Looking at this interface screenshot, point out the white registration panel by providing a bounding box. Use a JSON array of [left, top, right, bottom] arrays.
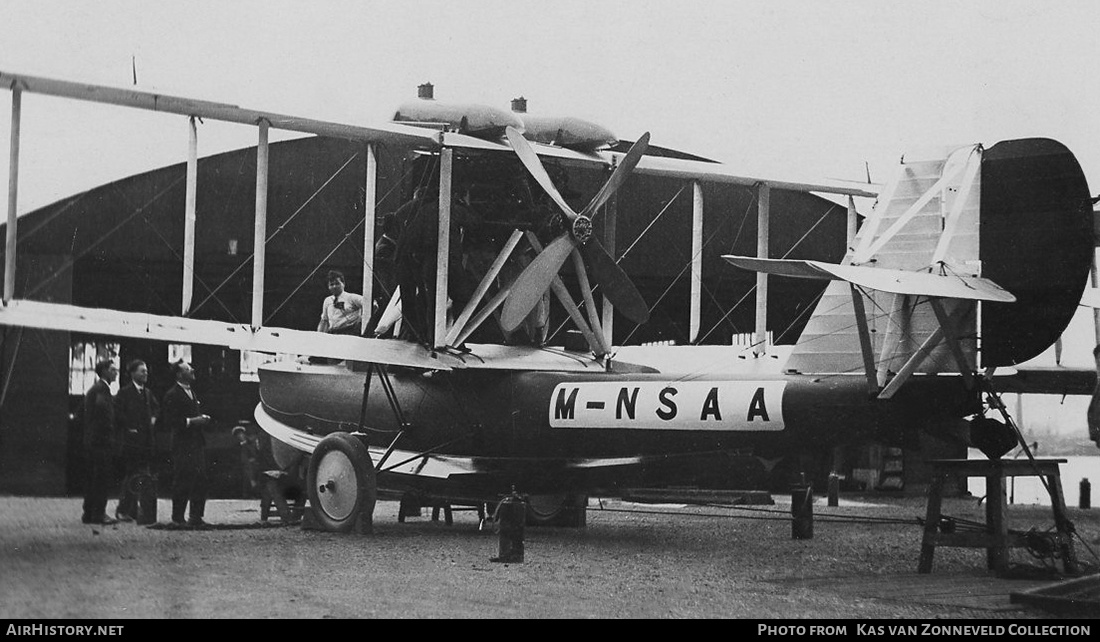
[[549, 381, 786, 431]]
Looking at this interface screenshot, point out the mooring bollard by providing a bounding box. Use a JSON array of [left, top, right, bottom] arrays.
[[827, 472, 840, 507], [1081, 478, 1092, 510], [491, 490, 526, 563], [791, 475, 813, 540], [134, 472, 158, 525]]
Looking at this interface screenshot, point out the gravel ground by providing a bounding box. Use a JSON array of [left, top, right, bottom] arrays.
[[1, 493, 1097, 619]]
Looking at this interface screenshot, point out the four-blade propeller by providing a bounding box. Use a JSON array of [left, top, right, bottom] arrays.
[[501, 126, 651, 333]]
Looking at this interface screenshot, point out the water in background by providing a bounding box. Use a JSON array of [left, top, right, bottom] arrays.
[[966, 452, 1099, 507]]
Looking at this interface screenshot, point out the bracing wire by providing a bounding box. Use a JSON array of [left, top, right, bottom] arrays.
[[108, 183, 240, 322], [26, 174, 186, 299], [695, 202, 840, 345], [620, 188, 757, 346], [189, 151, 361, 318], [262, 159, 421, 325]]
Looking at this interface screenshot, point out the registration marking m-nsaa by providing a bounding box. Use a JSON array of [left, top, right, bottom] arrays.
[[549, 381, 785, 430]]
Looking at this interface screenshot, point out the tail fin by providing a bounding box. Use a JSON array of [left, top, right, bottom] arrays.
[[777, 139, 1092, 379], [785, 144, 983, 378]]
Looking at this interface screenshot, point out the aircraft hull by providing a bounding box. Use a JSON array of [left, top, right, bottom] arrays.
[[256, 361, 975, 493]]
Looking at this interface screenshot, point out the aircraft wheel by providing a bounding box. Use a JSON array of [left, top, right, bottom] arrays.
[[307, 432, 376, 533], [525, 493, 587, 528]]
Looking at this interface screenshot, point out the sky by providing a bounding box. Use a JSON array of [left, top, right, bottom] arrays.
[[2, 0, 1099, 213], [2, 1, 1099, 438]]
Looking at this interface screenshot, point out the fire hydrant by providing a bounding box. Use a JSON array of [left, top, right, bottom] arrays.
[[491, 489, 526, 563]]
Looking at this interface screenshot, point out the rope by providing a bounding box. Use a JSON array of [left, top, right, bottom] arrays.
[[590, 501, 925, 526], [987, 378, 1100, 566]]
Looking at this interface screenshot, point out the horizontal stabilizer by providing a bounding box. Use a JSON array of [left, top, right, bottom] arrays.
[[994, 366, 1096, 396], [722, 256, 1016, 303], [1080, 288, 1100, 309]]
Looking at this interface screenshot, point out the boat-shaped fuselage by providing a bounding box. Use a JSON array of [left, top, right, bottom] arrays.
[[256, 357, 974, 466]]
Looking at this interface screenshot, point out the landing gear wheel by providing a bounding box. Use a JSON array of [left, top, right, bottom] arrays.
[[525, 493, 587, 528], [307, 432, 376, 533]]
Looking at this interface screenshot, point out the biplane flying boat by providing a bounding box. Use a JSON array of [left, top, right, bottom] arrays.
[[0, 70, 1092, 531]]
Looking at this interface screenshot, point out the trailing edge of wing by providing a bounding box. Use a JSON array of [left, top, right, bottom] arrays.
[[449, 344, 609, 371], [722, 256, 1016, 303], [0, 300, 620, 372], [441, 133, 878, 198], [0, 300, 456, 370], [630, 155, 879, 198]]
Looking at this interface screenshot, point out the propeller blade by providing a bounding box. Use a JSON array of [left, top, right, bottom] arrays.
[[505, 126, 578, 221], [501, 233, 577, 332], [570, 248, 610, 355], [581, 239, 650, 325], [580, 132, 650, 220]]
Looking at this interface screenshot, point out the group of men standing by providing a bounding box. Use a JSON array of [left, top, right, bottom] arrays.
[[81, 358, 212, 528]]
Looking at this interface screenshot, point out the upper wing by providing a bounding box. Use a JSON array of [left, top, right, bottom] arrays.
[[3, 68, 879, 200], [0, 69, 495, 151]]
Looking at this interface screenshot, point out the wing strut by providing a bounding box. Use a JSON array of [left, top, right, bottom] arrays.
[[4, 82, 21, 301], [183, 116, 198, 314], [252, 119, 270, 327], [878, 299, 976, 399], [571, 248, 611, 355], [690, 181, 703, 343], [847, 284, 981, 399], [849, 284, 879, 396], [445, 229, 524, 346], [525, 231, 605, 358], [601, 192, 619, 348], [434, 148, 453, 347], [362, 144, 378, 334], [754, 183, 770, 356], [876, 293, 909, 387], [930, 298, 976, 390], [359, 363, 409, 473]]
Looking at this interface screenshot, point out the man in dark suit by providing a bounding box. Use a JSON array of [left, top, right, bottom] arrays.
[[164, 360, 212, 527], [82, 359, 119, 525], [114, 359, 160, 522]]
